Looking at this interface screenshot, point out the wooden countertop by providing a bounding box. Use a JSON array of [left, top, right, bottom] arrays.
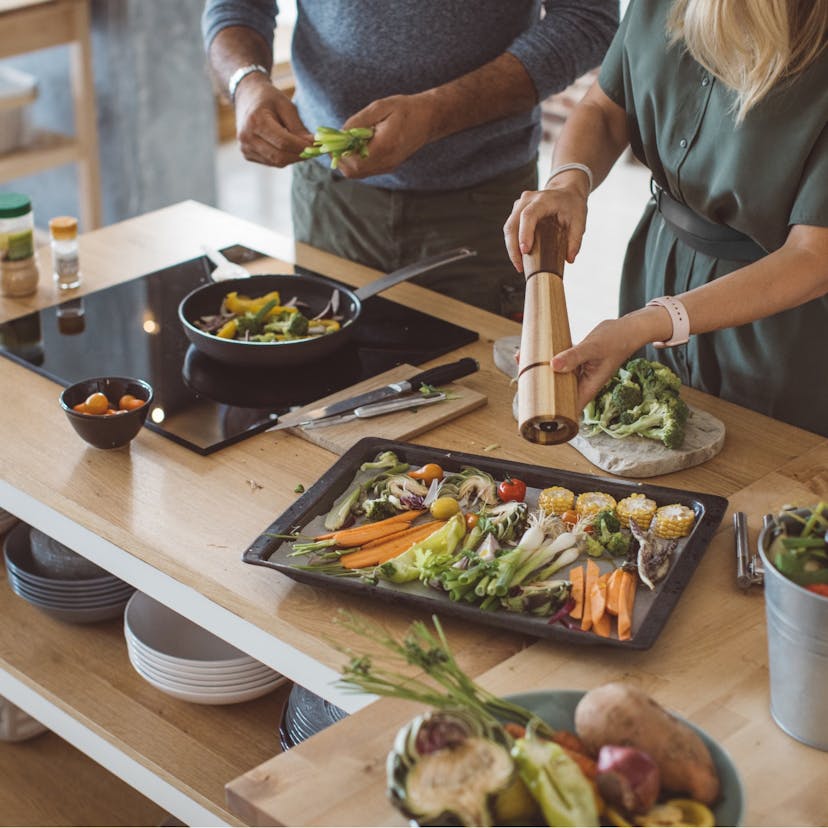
[[2, 200, 827, 826]]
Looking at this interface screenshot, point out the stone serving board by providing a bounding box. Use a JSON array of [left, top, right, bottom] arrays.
[[495, 335, 726, 478]]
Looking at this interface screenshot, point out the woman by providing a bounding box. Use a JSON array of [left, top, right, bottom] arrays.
[[504, 0, 828, 436]]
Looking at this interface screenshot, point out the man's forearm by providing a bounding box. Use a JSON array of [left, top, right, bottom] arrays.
[[419, 52, 538, 143], [208, 26, 273, 96]]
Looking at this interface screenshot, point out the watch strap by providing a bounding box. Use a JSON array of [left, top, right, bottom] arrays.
[[228, 63, 270, 102], [646, 295, 690, 348]]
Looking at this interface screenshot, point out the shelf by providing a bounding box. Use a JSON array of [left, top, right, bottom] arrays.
[[0, 729, 167, 826], [0, 575, 292, 826], [0, 130, 81, 180]]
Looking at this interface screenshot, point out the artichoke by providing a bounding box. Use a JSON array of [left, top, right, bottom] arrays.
[[386, 709, 535, 827]]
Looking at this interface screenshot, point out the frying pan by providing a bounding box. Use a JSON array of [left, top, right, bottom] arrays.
[[178, 247, 476, 367]]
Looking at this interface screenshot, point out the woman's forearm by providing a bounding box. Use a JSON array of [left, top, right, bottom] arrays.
[[622, 224, 828, 350], [547, 82, 630, 196]]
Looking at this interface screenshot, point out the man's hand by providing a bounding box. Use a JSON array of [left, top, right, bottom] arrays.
[[234, 75, 314, 168], [336, 93, 435, 178]]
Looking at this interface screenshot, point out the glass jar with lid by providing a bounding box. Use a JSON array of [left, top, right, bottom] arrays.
[[49, 215, 81, 290], [0, 192, 39, 297]]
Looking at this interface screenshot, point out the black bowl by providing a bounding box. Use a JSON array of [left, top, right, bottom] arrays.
[[59, 376, 153, 449]]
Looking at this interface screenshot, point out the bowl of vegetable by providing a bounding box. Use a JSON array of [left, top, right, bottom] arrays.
[[59, 376, 153, 449], [337, 614, 744, 827], [757, 503, 828, 750]]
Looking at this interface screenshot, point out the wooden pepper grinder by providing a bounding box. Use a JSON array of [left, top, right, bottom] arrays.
[[517, 217, 580, 444]]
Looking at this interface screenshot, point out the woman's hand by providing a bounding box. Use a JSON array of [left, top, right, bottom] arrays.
[[503, 177, 590, 270], [552, 317, 648, 410]]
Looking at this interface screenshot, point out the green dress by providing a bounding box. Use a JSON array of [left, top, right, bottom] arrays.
[[598, 0, 828, 436]]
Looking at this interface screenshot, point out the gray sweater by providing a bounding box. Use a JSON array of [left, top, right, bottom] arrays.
[[203, 1, 618, 190]]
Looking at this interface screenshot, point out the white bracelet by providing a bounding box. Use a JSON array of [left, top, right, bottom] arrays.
[[544, 162, 593, 193], [228, 63, 270, 102], [647, 295, 690, 348]]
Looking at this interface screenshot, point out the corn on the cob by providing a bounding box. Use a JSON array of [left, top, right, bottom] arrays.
[[575, 491, 617, 518], [538, 486, 575, 515], [617, 493, 658, 529], [652, 503, 696, 538]]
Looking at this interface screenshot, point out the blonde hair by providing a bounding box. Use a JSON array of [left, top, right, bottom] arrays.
[[668, 0, 827, 121]]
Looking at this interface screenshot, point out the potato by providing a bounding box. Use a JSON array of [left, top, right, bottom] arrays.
[[574, 682, 720, 805]]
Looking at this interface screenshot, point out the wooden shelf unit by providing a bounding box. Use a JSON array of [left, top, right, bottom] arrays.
[[0, 0, 102, 230], [0, 573, 291, 826]]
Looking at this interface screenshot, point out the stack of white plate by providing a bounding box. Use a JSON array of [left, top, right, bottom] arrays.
[[3, 524, 134, 624], [124, 591, 286, 705]]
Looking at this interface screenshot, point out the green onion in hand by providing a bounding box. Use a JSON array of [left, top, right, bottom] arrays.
[[300, 126, 374, 169]]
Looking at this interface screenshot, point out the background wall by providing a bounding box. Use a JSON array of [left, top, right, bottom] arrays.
[[1, 0, 217, 230]]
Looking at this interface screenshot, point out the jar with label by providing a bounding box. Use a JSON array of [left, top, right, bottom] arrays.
[[0, 192, 39, 297], [49, 215, 81, 290]]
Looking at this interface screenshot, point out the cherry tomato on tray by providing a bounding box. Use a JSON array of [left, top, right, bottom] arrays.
[[497, 476, 526, 502]]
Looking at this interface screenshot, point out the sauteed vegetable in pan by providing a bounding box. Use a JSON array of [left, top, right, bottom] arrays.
[[194, 288, 342, 343]]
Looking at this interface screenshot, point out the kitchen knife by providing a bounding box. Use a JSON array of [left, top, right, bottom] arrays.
[[301, 392, 447, 429], [268, 356, 479, 431]]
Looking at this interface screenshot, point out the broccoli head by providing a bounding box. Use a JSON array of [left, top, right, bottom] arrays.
[[604, 532, 632, 557], [264, 310, 309, 337]]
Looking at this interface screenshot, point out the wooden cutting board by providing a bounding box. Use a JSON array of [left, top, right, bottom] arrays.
[[283, 364, 487, 455], [495, 335, 725, 477]]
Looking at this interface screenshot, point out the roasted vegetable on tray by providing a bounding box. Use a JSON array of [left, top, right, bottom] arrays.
[[281, 450, 699, 642], [334, 613, 724, 827]]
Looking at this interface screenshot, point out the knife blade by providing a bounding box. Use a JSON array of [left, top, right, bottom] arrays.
[[301, 392, 447, 429], [268, 356, 478, 432]]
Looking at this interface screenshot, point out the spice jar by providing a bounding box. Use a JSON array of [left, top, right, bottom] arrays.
[[0, 192, 39, 297], [49, 215, 81, 290]]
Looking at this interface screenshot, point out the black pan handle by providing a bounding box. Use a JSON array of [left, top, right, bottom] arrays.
[[406, 357, 479, 389], [354, 247, 477, 301]]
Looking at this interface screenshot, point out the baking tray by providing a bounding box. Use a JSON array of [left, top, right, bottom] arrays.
[[244, 438, 728, 649]]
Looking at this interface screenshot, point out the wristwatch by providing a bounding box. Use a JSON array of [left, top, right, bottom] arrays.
[[228, 63, 270, 102], [646, 296, 690, 348]]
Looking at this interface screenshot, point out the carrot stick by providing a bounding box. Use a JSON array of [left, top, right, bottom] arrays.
[[339, 521, 446, 569], [617, 570, 637, 641], [590, 573, 609, 629], [569, 565, 584, 619], [606, 568, 623, 616], [314, 510, 425, 545], [357, 520, 444, 551], [580, 560, 600, 631]]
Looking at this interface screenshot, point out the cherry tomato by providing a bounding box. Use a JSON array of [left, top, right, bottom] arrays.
[[72, 402, 89, 414], [806, 583, 828, 597], [430, 496, 461, 520], [119, 394, 145, 411], [409, 462, 444, 485], [561, 509, 579, 527], [497, 476, 526, 502], [465, 513, 479, 531], [84, 392, 110, 415]]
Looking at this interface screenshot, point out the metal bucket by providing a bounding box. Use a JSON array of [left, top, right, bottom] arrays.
[[758, 524, 828, 750]]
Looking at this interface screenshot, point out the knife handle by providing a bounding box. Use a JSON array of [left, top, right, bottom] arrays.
[[407, 357, 479, 389]]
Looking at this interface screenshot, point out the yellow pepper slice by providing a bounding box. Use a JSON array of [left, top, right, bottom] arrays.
[[314, 318, 340, 332], [222, 290, 283, 315], [634, 799, 715, 827], [216, 318, 238, 339]]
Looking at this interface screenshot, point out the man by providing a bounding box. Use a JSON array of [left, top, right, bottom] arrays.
[[203, 1, 618, 316]]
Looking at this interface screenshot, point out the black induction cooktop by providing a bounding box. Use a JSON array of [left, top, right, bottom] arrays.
[[0, 247, 478, 454]]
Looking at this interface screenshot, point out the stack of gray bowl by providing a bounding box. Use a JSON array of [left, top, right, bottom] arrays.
[[279, 683, 348, 750], [3, 524, 134, 623]]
